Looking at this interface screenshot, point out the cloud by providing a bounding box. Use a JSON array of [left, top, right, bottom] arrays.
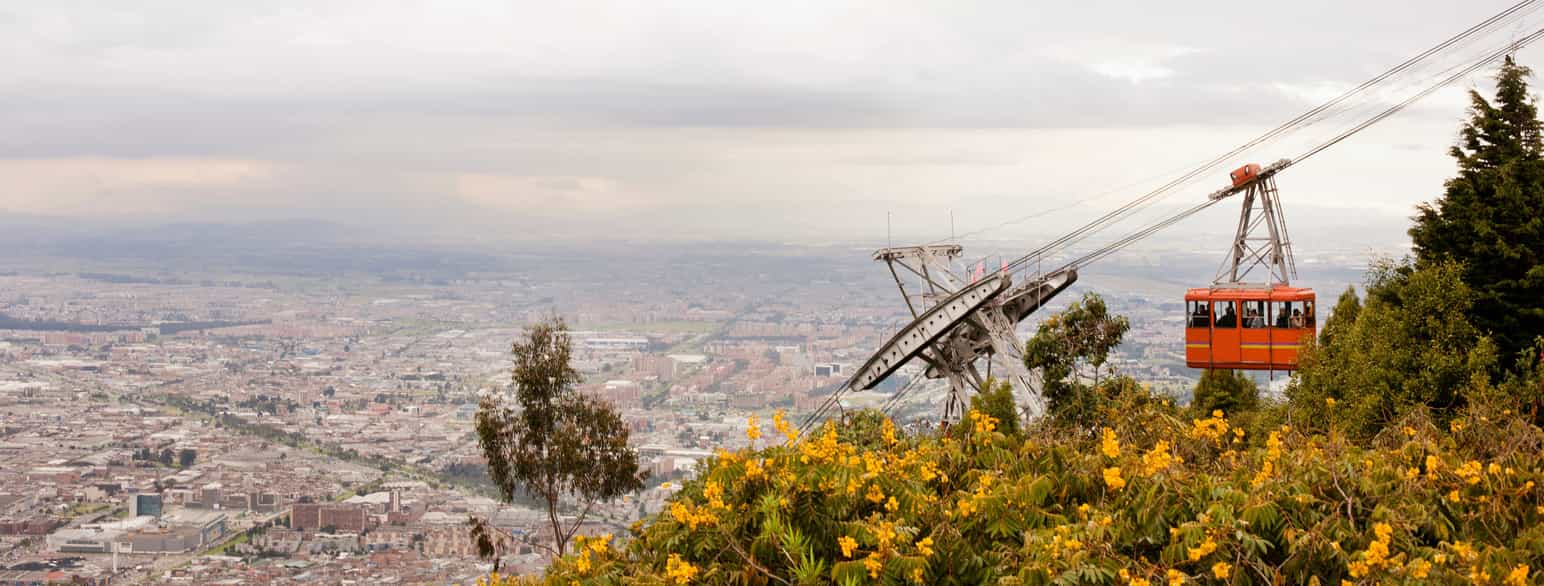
[[0, 0, 1531, 243]]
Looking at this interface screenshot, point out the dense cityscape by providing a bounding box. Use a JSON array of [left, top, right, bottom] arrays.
[[0, 231, 1378, 584]]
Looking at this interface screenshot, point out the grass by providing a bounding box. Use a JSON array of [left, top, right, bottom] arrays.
[[204, 532, 250, 556]]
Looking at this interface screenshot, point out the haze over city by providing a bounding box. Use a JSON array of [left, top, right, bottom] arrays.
[[3, 1, 1542, 584]]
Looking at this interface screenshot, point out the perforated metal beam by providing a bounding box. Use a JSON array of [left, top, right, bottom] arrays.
[[851, 274, 1010, 391]]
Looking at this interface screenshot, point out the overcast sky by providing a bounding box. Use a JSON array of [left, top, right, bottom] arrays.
[[3, 1, 1542, 248]]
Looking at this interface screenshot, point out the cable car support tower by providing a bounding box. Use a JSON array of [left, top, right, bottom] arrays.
[[859, 246, 1076, 422], [1211, 161, 1297, 288]]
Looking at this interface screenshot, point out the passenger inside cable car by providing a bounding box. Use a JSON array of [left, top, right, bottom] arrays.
[[1190, 302, 1211, 327]]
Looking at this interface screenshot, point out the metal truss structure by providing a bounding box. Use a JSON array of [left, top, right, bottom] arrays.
[[850, 245, 1077, 422], [1209, 159, 1297, 287]]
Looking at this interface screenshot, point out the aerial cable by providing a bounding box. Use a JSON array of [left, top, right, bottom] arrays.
[[997, 0, 1540, 274], [1065, 25, 1544, 272], [1297, 28, 1544, 164]]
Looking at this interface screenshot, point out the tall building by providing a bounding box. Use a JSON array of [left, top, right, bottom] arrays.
[[290, 503, 368, 533], [129, 493, 163, 519]]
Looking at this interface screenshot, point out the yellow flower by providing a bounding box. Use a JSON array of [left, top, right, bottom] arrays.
[[746, 414, 761, 441], [1402, 426, 1416, 437], [886, 496, 900, 512], [838, 535, 858, 558], [1187, 536, 1217, 561], [772, 410, 799, 444], [1252, 458, 1276, 488], [969, 410, 999, 439], [1141, 441, 1174, 476], [916, 536, 934, 557], [1450, 540, 1476, 562], [1348, 560, 1369, 578], [1325, 397, 1337, 407], [1404, 467, 1420, 481], [665, 554, 699, 584], [1188, 413, 1230, 444], [587, 533, 612, 553], [744, 458, 765, 480], [1407, 559, 1432, 579], [866, 483, 886, 504], [1450, 419, 1464, 432], [1166, 568, 1187, 586], [910, 567, 925, 583], [1448, 489, 1461, 503], [1211, 562, 1230, 579], [882, 417, 898, 445], [1456, 460, 1483, 485], [957, 497, 978, 518], [1103, 467, 1126, 491], [1101, 428, 1121, 458], [575, 550, 592, 573], [704, 480, 726, 509], [864, 552, 883, 578], [1504, 564, 1530, 586]]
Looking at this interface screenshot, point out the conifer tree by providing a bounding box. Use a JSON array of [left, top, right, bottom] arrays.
[[1191, 369, 1258, 416], [1318, 286, 1361, 350], [1410, 56, 1544, 364]]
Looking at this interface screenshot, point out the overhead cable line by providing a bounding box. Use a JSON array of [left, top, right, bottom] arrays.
[[998, 0, 1541, 274]]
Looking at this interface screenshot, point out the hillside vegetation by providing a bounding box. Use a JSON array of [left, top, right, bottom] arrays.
[[509, 394, 1540, 584]]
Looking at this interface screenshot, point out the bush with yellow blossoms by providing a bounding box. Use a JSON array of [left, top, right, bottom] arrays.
[[522, 393, 1539, 584]]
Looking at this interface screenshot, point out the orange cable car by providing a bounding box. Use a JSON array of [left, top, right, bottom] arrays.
[[1186, 161, 1315, 372], [1184, 287, 1315, 370]]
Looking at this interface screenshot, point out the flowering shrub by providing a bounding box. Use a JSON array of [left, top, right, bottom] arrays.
[[528, 398, 1540, 584]]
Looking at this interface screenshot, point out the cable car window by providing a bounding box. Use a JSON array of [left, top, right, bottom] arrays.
[[1214, 301, 1237, 328], [1304, 301, 1316, 327], [1273, 301, 1296, 328], [1187, 301, 1211, 327], [1241, 300, 1267, 328]]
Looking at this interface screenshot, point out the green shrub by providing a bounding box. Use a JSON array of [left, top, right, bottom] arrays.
[[521, 398, 1542, 584]]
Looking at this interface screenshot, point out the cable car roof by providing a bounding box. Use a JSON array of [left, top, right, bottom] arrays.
[[1184, 286, 1316, 301]]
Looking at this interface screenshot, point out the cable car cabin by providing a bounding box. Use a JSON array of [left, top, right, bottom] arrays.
[[1185, 287, 1316, 370], [1229, 163, 1262, 188]]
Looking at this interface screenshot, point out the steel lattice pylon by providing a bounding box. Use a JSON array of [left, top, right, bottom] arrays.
[[853, 245, 1076, 422], [1211, 161, 1297, 287]]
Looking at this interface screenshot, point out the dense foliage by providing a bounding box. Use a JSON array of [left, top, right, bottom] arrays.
[[517, 396, 1539, 584], [1287, 261, 1506, 437], [1190, 370, 1258, 417], [1024, 292, 1131, 421], [1410, 56, 1544, 366]]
